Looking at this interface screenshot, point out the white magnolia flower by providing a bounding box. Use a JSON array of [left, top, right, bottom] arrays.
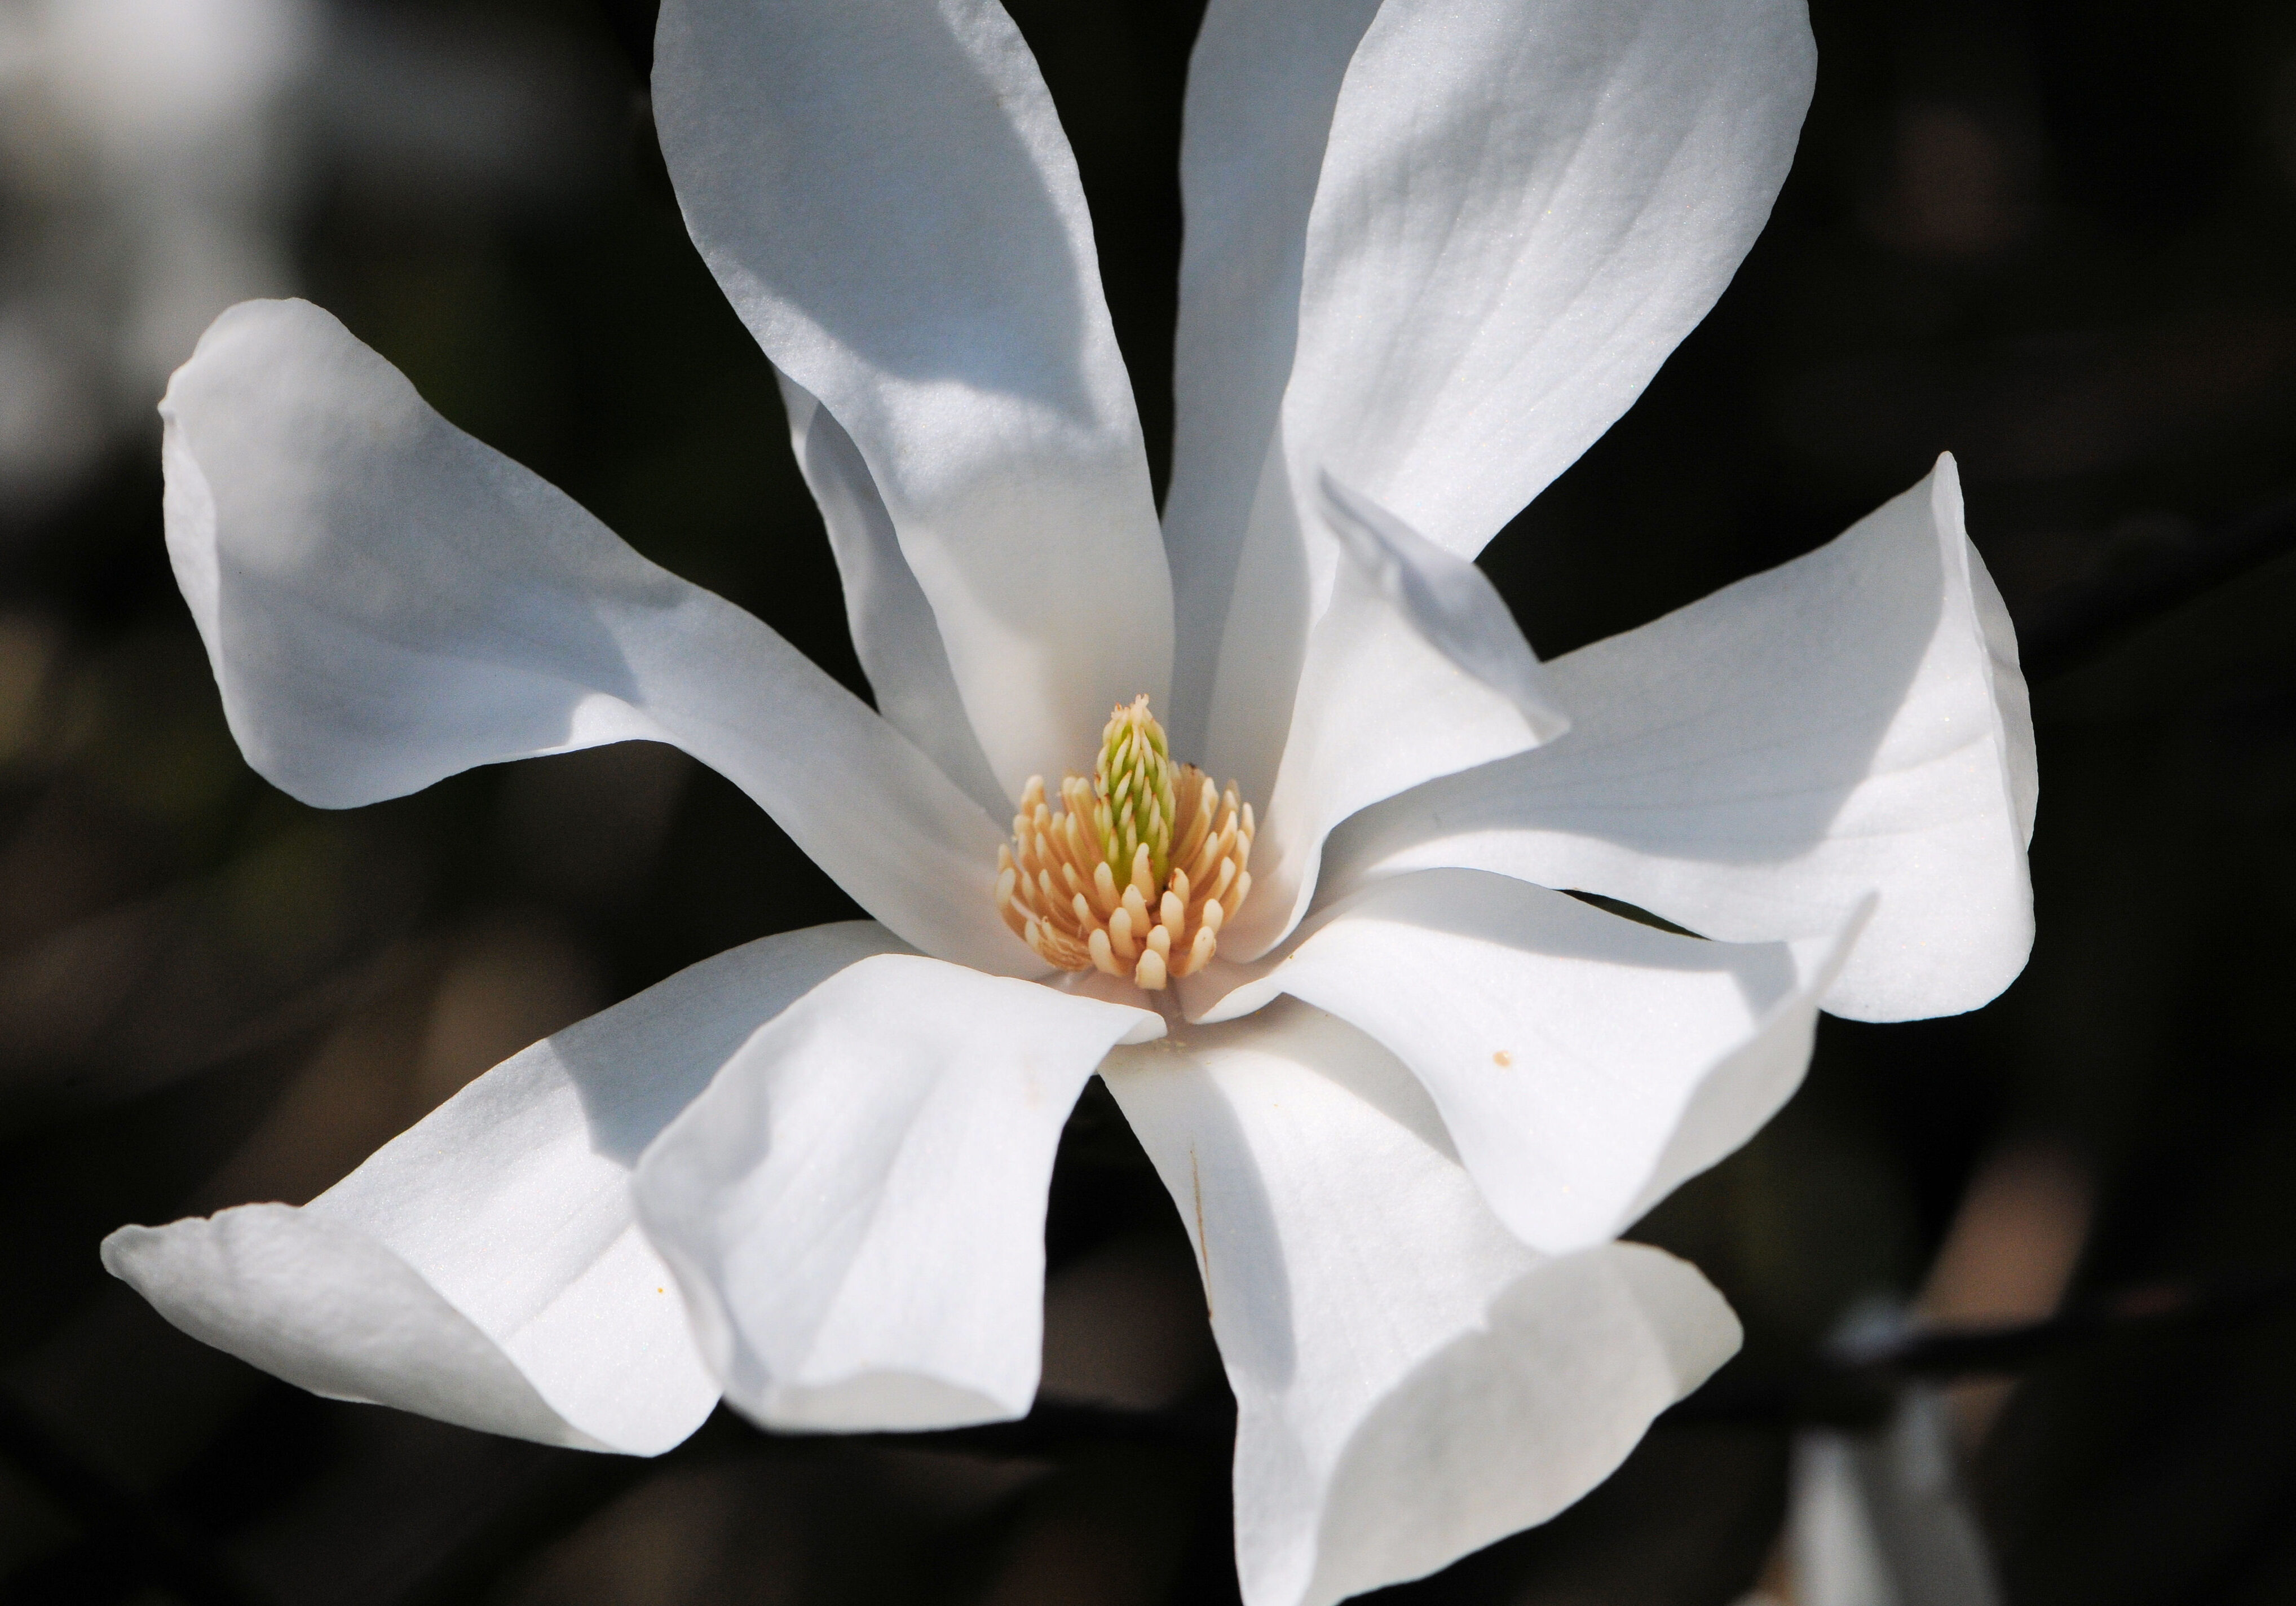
[[0, 0, 316, 511], [101, 1, 2037, 1601], [0, 0, 598, 521], [1746, 1390, 2003, 1606], [1811, 1394, 2006, 1606]]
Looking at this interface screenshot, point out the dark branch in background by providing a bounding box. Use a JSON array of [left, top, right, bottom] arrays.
[[1667, 1263, 2296, 1431], [2016, 488, 2296, 683], [328, 1262, 2296, 1606], [1835, 1264, 2296, 1379], [876, 1263, 2296, 1458]]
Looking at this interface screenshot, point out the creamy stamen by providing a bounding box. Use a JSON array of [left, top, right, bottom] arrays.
[[996, 695, 1254, 990]]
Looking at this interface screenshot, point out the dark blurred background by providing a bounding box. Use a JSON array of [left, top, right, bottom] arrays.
[[2, 0, 2294, 1601]]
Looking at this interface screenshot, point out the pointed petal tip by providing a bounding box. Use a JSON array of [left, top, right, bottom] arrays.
[[1324, 456, 2036, 1029], [100, 1203, 655, 1454], [653, 0, 1172, 796], [101, 925, 932, 1462], [1314, 465, 1571, 741], [160, 293, 1022, 964]]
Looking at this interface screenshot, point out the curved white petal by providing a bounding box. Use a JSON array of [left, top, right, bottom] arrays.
[[1184, 0, 1816, 788], [1228, 478, 1569, 959], [1289, 0, 1815, 558], [1790, 1392, 2005, 1606], [1323, 458, 2035, 1021], [1103, 1002, 1739, 1606], [104, 1206, 603, 1445], [633, 955, 1160, 1433], [1196, 871, 1866, 1254], [1160, 0, 1382, 751], [101, 923, 907, 1455], [776, 369, 1007, 818], [655, 0, 1172, 799], [1318, 475, 1570, 735], [162, 298, 1025, 974]]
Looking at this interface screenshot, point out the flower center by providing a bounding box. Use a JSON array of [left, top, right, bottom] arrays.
[[996, 695, 1256, 990]]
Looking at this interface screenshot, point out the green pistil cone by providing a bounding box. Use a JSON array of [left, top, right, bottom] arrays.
[[1097, 696, 1176, 889]]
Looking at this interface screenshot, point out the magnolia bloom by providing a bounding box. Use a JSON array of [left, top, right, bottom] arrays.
[[0, 0, 315, 510], [102, 0, 2036, 1601], [0, 0, 595, 520], [1745, 1390, 2003, 1606]]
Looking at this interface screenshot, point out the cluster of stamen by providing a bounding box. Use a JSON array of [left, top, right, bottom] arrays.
[[997, 695, 1255, 990]]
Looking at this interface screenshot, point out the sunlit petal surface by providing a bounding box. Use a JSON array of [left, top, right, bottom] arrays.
[[1323, 458, 2036, 1021], [89, 0, 2052, 1591], [777, 370, 1008, 817], [1181, 0, 1816, 799], [160, 298, 1022, 972], [1231, 476, 1571, 956], [635, 954, 1161, 1431], [103, 923, 906, 1455], [1195, 871, 1865, 1251], [1105, 1001, 1739, 1606], [655, 0, 1173, 800]]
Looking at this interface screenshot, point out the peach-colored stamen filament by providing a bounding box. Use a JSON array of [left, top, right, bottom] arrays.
[[995, 697, 1255, 991]]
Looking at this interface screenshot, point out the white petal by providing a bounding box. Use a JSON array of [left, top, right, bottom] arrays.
[[101, 922, 907, 1455], [776, 369, 1006, 818], [1324, 458, 2035, 1022], [1159, 0, 1382, 750], [1103, 1002, 1739, 1606], [1198, 871, 1867, 1254], [1290, 0, 1815, 557], [1225, 477, 1569, 959], [655, 0, 1172, 799], [1181, 0, 1816, 783], [164, 298, 1025, 974], [1317, 474, 1570, 737], [104, 1206, 599, 1444], [633, 954, 1160, 1433], [1791, 1392, 2004, 1606]]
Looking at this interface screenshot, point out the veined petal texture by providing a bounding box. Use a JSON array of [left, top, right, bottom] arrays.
[[776, 369, 1008, 818], [102, 923, 907, 1455], [1160, 0, 1381, 752], [655, 0, 1173, 801], [1324, 457, 2036, 1021], [1288, 0, 1816, 558], [1199, 872, 1866, 1253], [1104, 1002, 1739, 1606], [1184, 0, 1816, 792], [160, 298, 1025, 974], [634, 955, 1162, 1432], [1230, 477, 1569, 958]]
